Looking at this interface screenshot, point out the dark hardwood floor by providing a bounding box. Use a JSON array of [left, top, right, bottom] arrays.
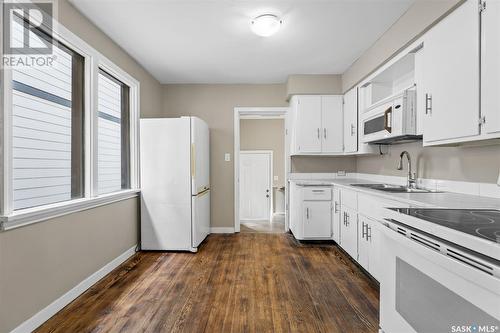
[[36, 233, 379, 333]]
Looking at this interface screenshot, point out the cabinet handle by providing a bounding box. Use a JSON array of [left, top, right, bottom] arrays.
[[367, 226, 372, 241], [324, 128, 327, 139], [346, 213, 349, 226], [425, 93, 432, 115], [350, 124, 356, 136], [334, 202, 339, 213], [317, 128, 320, 139], [343, 212, 346, 225], [362, 222, 367, 239], [306, 207, 309, 219]]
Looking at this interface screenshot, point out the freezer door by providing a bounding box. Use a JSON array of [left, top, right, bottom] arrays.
[[191, 117, 210, 195], [140, 118, 192, 250], [192, 189, 210, 248]]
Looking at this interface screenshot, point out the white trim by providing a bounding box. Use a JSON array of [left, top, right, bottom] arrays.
[[210, 227, 235, 234], [10, 245, 137, 333], [240, 150, 273, 221], [234, 107, 289, 233], [1, 190, 140, 231]]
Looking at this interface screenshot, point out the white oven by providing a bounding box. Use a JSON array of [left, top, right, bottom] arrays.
[[361, 87, 420, 145], [379, 219, 500, 333]]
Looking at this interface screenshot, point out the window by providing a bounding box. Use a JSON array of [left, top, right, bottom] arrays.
[[10, 24, 84, 210], [97, 70, 130, 194], [0, 11, 140, 230]]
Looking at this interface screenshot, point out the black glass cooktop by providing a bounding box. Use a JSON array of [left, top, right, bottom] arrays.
[[390, 208, 500, 244]]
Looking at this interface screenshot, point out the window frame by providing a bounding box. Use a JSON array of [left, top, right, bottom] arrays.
[[0, 10, 140, 230]]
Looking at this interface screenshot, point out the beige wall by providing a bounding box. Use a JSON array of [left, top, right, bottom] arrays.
[[0, 1, 163, 332], [162, 84, 288, 228], [342, 0, 462, 92], [240, 119, 285, 188], [357, 142, 500, 183], [291, 156, 357, 174], [286, 74, 342, 99]]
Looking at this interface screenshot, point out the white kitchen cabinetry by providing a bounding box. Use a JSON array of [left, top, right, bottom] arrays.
[[482, 0, 500, 136], [322, 96, 344, 153], [303, 200, 332, 238], [358, 215, 380, 280], [290, 95, 343, 155], [293, 96, 322, 153], [422, 0, 480, 145], [340, 205, 358, 259], [343, 88, 358, 153], [290, 184, 332, 240], [332, 187, 341, 243]]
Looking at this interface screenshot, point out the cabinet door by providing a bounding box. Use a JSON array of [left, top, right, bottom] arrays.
[[343, 88, 358, 153], [482, 0, 500, 135], [303, 201, 332, 238], [295, 96, 322, 153], [358, 217, 370, 271], [332, 187, 341, 243], [422, 0, 480, 144], [340, 206, 358, 259], [367, 220, 380, 281], [321, 96, 344, 153]]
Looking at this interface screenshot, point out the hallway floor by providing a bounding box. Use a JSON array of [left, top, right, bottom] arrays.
[[240, 214, 286, 233], [36, 233, 379, 333]]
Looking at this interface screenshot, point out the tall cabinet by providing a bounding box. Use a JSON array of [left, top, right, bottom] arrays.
[[422, 0, 480, 145], [482, 0, 500, 136]]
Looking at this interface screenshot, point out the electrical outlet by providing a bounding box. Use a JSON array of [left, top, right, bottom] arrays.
[[274, 176, 279, 181], [225, 153, 231, 162], [337, 170, 346, 177]]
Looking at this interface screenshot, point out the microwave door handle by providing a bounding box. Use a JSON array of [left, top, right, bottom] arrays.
[[384, 107, 393, 133]]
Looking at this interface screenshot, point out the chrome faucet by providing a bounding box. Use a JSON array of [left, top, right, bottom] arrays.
[[397, 151, 417, 189]]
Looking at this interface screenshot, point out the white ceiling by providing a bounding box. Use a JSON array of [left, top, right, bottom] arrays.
[[69, 0, 414, 84]]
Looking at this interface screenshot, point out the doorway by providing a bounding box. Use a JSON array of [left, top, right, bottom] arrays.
[[234, 107, 289, 234]]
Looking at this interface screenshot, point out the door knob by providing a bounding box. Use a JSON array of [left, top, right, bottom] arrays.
[[266, 195, 269, 198], [266, 189, 269, 192]]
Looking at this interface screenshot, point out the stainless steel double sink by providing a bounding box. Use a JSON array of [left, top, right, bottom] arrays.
[[350, 183, 442, 193]]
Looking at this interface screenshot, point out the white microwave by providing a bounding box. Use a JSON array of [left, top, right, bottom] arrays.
[[361, 88, 421, 145]]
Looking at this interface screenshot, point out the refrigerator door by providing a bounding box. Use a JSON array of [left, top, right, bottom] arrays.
[[192, 189, 210, 248], [140, 118, 192, 251], [190, 117, 210, 195]]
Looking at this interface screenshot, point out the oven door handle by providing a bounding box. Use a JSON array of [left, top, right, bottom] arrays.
[[384, 106, 393, 133]]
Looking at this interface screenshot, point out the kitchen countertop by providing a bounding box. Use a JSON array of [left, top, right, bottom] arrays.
[[289, 178, 500, 210]]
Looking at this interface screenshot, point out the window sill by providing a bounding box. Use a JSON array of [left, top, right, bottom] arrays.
[[0, 189, 141, 232]]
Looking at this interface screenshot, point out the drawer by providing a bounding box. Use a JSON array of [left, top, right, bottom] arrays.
[[302, 187, 332, 201], [341, 188, 358, 210]]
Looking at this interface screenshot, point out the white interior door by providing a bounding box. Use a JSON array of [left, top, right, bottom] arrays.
[[239, 151, 272, 221]]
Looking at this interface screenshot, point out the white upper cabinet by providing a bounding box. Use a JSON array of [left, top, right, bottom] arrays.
[[294, 96, 322, 153], [290, 95, 343, 155], [482, 0, 500, 136], [422, 0, 480, 145], [321, 95, 344, 153], [343, 88, 358, 153]]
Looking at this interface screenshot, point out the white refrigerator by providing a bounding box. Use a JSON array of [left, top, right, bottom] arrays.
[[140, 117, 210, 252]]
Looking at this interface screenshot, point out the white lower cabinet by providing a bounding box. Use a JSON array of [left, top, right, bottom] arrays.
[[358, 215, 381, 280], [290, 184, 332, 240], [340, 205, 358, 260], [303, 200, 332, 238], [332, 187, 341, 243]]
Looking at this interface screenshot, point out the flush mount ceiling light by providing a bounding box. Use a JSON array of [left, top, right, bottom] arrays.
[[251, 14, 282, 37]]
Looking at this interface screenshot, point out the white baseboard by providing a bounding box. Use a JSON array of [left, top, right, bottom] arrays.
[[210, 227, 235, 234], [11, 245, 137, 333]]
